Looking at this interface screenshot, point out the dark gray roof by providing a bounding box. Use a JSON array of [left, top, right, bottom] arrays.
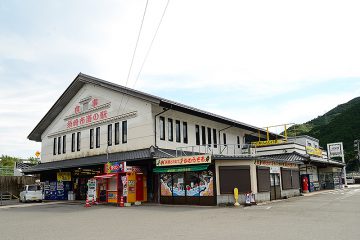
[[28, 73, 271, 142], [23, 148, 153, 173]]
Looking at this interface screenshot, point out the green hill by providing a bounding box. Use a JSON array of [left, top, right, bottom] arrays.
[[287, 97, 360, 171]]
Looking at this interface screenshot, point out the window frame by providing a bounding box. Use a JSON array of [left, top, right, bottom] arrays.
[[122, 120, 127, 144], [62, 135, 66, 154], [107, 124, 112, 146], [96, 127, 100, 148], [71, 133, 75, 152], [195, 125, 200, 145], [90, 129, 94, 149], [213, 129, 217, 148], [175, 120, 181, 143], [183, 122, 188, 144], [76, 132, 81, 151], [159, 116, 165, 140], [201, 126, 206, 145], [115, 122, 120, 145], [58, 136, 61, 155], [168, 118, 173, 141]]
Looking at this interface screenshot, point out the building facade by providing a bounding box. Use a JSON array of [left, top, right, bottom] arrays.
[[26, 73, 307, 205]]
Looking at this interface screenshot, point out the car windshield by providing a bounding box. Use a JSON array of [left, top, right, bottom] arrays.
[[27, 185, 37, 191]]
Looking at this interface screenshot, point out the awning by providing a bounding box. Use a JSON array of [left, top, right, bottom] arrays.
[[94, 174, 116, 179], [153, 165, 209, 173]]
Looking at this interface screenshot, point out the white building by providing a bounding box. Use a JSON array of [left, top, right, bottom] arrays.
[[26, 73, 305, 205]]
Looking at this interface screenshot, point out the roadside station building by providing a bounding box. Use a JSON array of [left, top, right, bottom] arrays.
[[255, 135, 346, 192], [26, 73, 307, 205]]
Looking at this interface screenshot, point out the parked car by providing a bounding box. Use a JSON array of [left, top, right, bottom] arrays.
[[346, 176, 355, 184], [19, 185, 42, 203]]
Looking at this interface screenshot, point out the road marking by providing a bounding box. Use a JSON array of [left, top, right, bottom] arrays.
[[0, 201, 68, 210], [266, 206, 272, 210]]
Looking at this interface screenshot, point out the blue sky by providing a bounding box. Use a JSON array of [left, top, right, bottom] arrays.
[[1, 0, 360, 158]]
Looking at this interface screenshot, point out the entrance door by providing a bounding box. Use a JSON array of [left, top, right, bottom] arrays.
[[270, 174, 281, 200]]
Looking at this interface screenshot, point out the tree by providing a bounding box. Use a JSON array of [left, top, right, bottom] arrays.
[[27, 157, 40, 165], [0, 155, 20, 167]]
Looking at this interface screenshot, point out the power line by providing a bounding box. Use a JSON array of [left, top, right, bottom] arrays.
[[118, 0, 149, 114], [121, 0, 170, 113]]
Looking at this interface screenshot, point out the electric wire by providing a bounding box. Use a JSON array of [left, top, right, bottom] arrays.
[[118, 0, 149, 114], [121, 0, 170, 113]]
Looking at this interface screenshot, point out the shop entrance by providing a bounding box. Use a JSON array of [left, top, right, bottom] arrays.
[[158, 168, 215, 206], [270, 173, 281, 200]]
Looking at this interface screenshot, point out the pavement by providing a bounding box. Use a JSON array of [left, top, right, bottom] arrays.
[[0, 185, 359, 240]]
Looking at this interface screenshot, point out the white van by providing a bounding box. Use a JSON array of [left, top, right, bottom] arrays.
[[19, 185, 42, 203], [346, 177, 355, 184]]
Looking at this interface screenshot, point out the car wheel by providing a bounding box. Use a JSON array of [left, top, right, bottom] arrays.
[[23, 197, 26, 203], [19, 198, 22, 203]]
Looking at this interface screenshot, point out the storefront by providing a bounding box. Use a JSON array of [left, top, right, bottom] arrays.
[[153, 155, 216, 206], [215, 157, 301, 205], [93, 161, 147, 205]]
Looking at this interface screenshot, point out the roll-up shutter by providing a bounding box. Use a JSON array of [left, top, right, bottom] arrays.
[[257, 167, 270, 192], [219, 166, 251, 194], [291, 170, 300, 189], [281, 168, 292, 190]]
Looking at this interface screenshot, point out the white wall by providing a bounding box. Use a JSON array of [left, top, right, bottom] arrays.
[[153, 106, 254, 155], [41, 84, 154, 162]]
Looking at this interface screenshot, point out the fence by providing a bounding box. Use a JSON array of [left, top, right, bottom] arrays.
[[0, 176, 37, 198]]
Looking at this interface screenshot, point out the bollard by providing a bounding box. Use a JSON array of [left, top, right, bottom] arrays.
[[234, 188, 240, 206]]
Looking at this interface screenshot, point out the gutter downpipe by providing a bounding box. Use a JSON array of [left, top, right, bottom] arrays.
[[154, 107, 170, 148]]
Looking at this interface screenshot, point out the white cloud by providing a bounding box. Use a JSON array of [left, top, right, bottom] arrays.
[[1, 0, 360, 157]]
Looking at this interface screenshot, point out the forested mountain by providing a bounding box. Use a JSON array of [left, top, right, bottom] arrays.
[[287, 97, 360, 171]]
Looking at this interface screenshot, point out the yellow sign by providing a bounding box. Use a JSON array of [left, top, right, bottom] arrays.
[[57, 172, 71, 181], [35, 151, 40, 158], [306, 146, 322, 157], [251, 139, 285, 147]]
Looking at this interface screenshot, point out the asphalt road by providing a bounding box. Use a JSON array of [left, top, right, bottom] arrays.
[[1, 186, 359, 240]]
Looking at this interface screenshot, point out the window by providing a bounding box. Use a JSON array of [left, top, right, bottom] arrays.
[[53, 138, 57, 155], [71, 133, 75, 152], [291, 170, 300, 189], [58, 137, 61, 154], [160, 117, 165, 140], [237, 136, 241, 148], [122, 120, 127, 143], [201, 126, 206, 145], [115, 122, 120, 145], [183, 122, 188, 144], [213, 129, 217, 148], [90, 129, 94, 149], [96, 127, 100, 148], [257, 167, 270, 192], [62, 135, 66, 154], [207, 127, 212, 146], [175, 120, 181, 143], [219, 166, 251, 194], [195, 125, 200, 145], [77, 132, 81, 151], [168, 118, 173, 141], [108, 124, 112, 146], [223, 133, 227, 146]]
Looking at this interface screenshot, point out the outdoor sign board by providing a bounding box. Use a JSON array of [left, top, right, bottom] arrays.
[[156, 155, 211, 167], [254, 160, 298, 168], [105, 162, 126, 173], [306, 146, 322, 157], [251, 139, 285, 147], [57, 172, 71, 181], [327, 142, 344, 158]]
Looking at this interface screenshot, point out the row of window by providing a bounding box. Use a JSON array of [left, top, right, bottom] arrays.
[[53, 132, 80, 155], [53, 120, 127, 155], [195, 126, 242, 148], [159, 117, 188, 143]]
